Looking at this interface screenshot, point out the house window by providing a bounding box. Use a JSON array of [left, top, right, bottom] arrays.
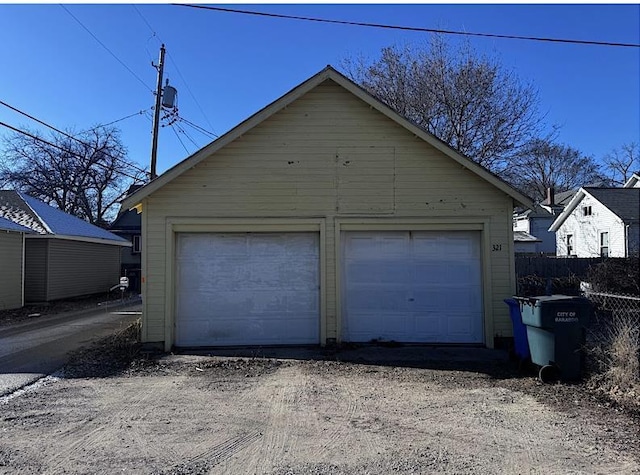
[[132, 235, 141, 254], [600, 232, 609, 257], [566, 234, 574, 256], [583, 206, 592, 216]]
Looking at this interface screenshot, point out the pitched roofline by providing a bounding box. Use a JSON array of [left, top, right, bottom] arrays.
[[0, 218, 34, 234], [549, 188, 587, 232], [25, 234, 132, 247], [16, 190, 52, 234], [548, 187, 636, 232], [122, 65, 534, 211], [624, 173, 640, 188]]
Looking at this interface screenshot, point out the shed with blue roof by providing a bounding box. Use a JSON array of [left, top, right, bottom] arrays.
[[0, 190, 131, 303]]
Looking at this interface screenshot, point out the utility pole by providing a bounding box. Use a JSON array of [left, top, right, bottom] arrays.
[[150, 44, 166, 180]]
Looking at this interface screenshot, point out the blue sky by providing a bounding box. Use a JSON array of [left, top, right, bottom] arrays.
[[0, 3, 638, 178]]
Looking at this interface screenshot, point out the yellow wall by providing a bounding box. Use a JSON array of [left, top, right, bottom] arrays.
[[142, 80, 516, 349]]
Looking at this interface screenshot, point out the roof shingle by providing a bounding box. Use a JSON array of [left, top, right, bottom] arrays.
[[0, 190, 128, 243]]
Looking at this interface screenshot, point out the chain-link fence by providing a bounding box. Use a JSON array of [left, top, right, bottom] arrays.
[[584, 291, 640, 325], [583, 290, 640, 393]]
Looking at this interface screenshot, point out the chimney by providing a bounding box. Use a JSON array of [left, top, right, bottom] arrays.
[[545, 187, 555, 206]]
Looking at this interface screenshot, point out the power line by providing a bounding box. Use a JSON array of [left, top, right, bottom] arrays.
[[169, 123, 190, 154], [175, 4, 640, 49], [93, 109, 151, 130], [0, 120, 144, 183], [178, 116, 218, 139], [131, 5, 219, 135], [175, 122, 200, 149], [60, 5, 154, 92], [167, 54, 218, 135], [132, 4, 157, 36], [0, 100, 149, 177]]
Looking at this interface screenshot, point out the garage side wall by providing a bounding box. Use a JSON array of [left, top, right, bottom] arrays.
[[0, 232, 24, 310], [142, 80, 516, 347], [45, 240, 122, 301], [25, 239, 48, 303]]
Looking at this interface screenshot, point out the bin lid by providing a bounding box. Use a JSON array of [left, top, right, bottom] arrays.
[[514, 295, 591, 306]]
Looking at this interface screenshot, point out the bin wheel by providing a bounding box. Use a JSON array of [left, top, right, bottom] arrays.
[[538, 365, 558, 384]]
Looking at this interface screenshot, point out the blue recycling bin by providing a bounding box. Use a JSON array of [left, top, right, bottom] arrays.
[[504, 298, 530, 361]]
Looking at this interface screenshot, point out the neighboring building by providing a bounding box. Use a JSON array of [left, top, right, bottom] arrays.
[[0, 216, 33, 310], [122, 66, 533, 351], [110, 184, 144, 293], [512, 188, 565, 254], [624, 173, 640, 189], [513, 205, 557, 254], [513, 231, 542, 254], [549, 187, 640, 258], [0, 190, 131, 303]]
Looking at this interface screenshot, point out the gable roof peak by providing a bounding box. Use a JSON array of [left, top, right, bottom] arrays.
[[122, 65, 533, 211]]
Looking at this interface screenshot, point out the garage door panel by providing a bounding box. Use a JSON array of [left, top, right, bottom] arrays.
[[342, 231, 483, 344], [175, 232, 320, 346]]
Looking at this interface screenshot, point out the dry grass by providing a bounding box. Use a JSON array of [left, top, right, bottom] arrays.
[[588, 314, 640, 410]]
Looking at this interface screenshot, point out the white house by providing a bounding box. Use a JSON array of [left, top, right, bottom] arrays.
[[549, 187, 640, 258], [624, 173, 640, 189]]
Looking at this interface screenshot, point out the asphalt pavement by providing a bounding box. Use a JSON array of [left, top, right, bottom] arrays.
[[0, 299, 141, 396]]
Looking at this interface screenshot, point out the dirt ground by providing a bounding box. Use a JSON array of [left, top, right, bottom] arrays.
[[1, 336, 639, 475], [0, 292, 139, 328]]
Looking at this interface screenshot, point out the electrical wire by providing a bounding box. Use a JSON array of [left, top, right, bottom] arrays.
[[133, 4, 157, 35], [0, 100, 149, 177], [178, 116, 218, 139], [0, 120, 145, 183], [174, 4, 640, 49], [175, 122, 200, 149], [92, 109, 151, 130], [131, 5, 219, 136], [169, 123, 190, 154], [60, 5, 154, 92]]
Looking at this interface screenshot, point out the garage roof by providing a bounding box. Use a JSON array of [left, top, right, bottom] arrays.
[[0, 215, 33, 233], [123, 66, 534, 211], [0, 190, 131, 246]]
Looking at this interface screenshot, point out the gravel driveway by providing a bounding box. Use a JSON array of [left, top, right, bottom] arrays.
[[1, 343, 638, 474]]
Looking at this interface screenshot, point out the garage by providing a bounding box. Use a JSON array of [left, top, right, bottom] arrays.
[[175, 232, 320, 346], [341, 231, 483, 343]]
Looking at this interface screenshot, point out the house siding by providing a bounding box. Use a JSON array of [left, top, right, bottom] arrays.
[[24, 239, 48, 303], [556, 194, 627, 257], [628, 223, 640, 256], [529, 217, 556, 253], [45, 240, 121, 301], [142, 80, 516, 347], [0, 232, 24, 310]]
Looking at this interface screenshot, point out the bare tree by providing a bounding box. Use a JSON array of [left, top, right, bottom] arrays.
[[603, 142, 639, 185], [343, 38, 543, 173], [503, 138, 604, 202], [1, 126, 146, 226]]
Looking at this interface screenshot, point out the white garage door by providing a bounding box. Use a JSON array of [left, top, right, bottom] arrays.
[[342, 231, 483, 343], [175, 233, 320, 346]]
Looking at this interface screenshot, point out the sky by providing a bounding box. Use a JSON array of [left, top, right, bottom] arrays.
[[0, 3, 638, 180]]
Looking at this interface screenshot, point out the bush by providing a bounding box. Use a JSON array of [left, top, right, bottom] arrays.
[[516, 274, 581, 297], [587, 258, 640, 295]]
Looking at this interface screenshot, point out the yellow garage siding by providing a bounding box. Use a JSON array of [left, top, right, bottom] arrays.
[[142, 80, 516, 347], [0, 232, 24, 310]]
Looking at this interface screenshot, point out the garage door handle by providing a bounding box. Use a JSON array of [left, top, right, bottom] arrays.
[[408, 298, 415, 302]]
